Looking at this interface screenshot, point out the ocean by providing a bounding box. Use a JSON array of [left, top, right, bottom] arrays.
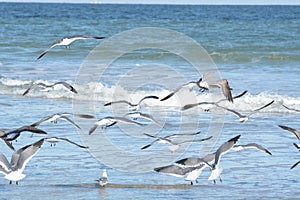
[[0, 2, 300, 199]]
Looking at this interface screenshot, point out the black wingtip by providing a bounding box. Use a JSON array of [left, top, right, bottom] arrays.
[[104, 102, 111, 106], [160, 93, 174, 101], [229, 135, 241, 143], [141, 144, 151, 150]]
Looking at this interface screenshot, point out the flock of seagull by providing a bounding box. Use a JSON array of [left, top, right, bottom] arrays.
[[1, 35, 299, 187]]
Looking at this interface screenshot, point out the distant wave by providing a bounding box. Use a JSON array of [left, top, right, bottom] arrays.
[[0, 77, 299, 113]]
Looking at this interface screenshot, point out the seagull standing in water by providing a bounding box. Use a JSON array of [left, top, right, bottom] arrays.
[[217, 100, 275, 122], [37, 35, 106, 60], [0, 138, 44, 184], [207, 135, 241, 184], [104, 95, 159, 111], [97, 169, 109, 187], [23, 82, 78, 96]]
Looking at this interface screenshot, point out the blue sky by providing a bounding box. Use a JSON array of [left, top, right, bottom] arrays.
[[1, 0, 300, 4]]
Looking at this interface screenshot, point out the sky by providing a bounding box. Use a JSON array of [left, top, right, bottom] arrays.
[[1, 0, 300, 4]]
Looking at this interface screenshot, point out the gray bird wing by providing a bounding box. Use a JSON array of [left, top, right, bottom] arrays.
[[279, 125, 300, 141], [60, 116, 81, 129], [214, 135, 241, 167], [160, 82, 196, 101], [54, 82, 78, 94], [104, 100, 134, 107], [282, 104, 300, 112], [249, 100, 274, 116], [0, 152, 11, 174]]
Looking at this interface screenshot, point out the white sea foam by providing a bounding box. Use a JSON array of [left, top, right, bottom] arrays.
[[0, 77, 299, 113]]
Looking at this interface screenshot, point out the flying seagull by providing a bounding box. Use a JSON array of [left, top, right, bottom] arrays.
[[232, 143, 272, 155], [89, 116, 145, 134], [31, 112, 94, 129], [104, 95, 159, 111], [197, 72, 233, 103], [43, 137, 88, 149], [0, 138, 44, 184], [37, 35, 106, 60], [207, 135, 241, 184], [97, 169, 109, 187], [181, 90, 247, 111], [23, 82, 78, 96], [217, 100, 275, 122], [142, 132, 212, 152], [125, 112, 163, 127]]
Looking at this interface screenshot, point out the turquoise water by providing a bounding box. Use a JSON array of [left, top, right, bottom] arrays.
[[0, 3, 300, 199]]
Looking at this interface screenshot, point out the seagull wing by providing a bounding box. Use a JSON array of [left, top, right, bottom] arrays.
[[138, 95, 159, 105], [164, 131, 201, 139], [13, 138, 44, 173], [249, 100, 274, 116], [17, 125, 47, 135], [138, 113, 163, 127], [179, 136, 213, 144], [160, 82, 196, 101], [104, 100, 133, 107], [154, 164, 196, 177], [4, 140, 15, 151], [48, 137, 88, 149], [72, 113, 95, 118], [282, 104, 300, 112], [278, 125, 300, 141], [36, 41, 60, 60], [216, 105, 244, 118], [0, 152, 11, 174], [113, 116, 145, 126], [54, 82, 78, 94], [210, 79, 233, 103], [30, 115, 54, 127], [214, 135, 241, 167], [233, 143, 272, 155], [291, 160, 300, 169], [60, 116, 81, 129]]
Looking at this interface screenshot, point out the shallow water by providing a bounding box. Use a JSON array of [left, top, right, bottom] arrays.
[[0, 3, 300, 199]]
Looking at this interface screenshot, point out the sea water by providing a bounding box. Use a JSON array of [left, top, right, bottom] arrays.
[[0, 3, 300, 199]]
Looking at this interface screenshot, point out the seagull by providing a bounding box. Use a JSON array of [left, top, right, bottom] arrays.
[[104, 95, 159, 111], [142, 132, 212, 152], [36, 35, 106, 60], [43, 137, 88, 149], [23, 82, 78, 96], [232, 143, 272, 155], [125, 112, 163, 127], [207, 135, 241, 184], [97, 169, 108, 187], [175, 153, 216, 185], [282, 104, 300, 112], [0, 138, 44, 184], [197, 72, 233, 103], [89, 116, 145, 134], [31, 112, 94, 129], [181, 90, 248, 111], [0, 126, 47, 150], [217, 100, 275, 122]]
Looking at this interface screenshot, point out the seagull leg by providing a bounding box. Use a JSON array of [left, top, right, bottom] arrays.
[[190, 181, 193, 185], [196, 179, 198, 183], [16, 181, 18, 185], [9, 180, 12, 184], [219, 176, 223, 183], [213, 180, 216, 185]]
